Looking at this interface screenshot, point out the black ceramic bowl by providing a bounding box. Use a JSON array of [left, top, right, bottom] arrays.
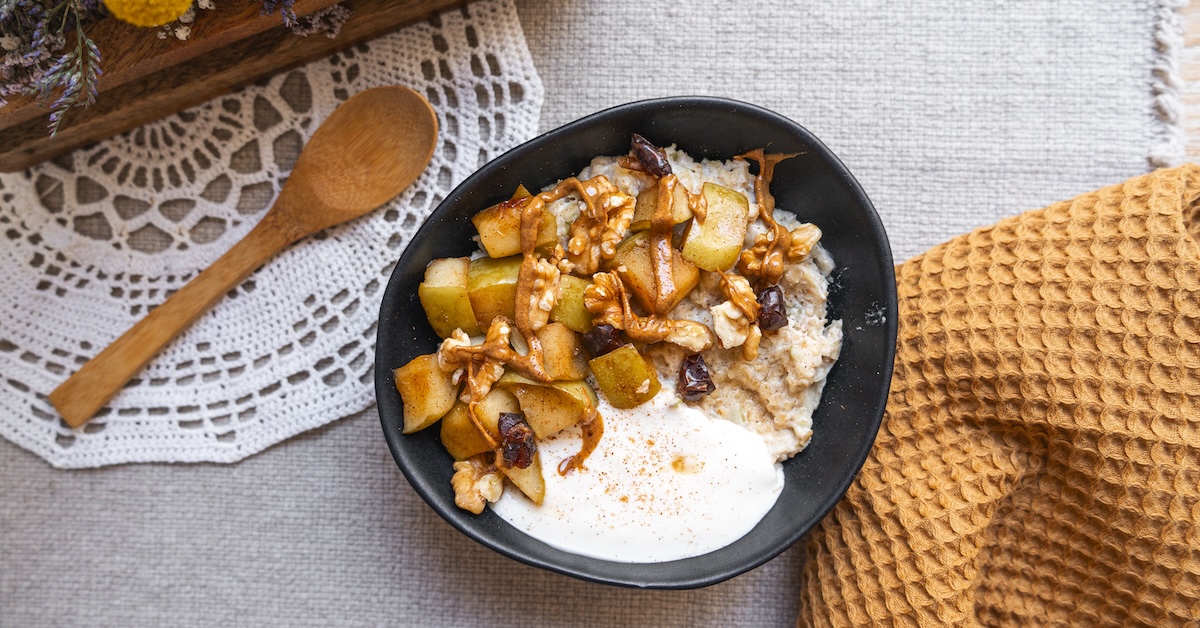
[[376, 97, 897, 589]]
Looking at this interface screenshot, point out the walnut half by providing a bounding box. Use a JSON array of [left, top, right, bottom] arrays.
[[710, 273, 763, 359], [451, 457, 503, 515]]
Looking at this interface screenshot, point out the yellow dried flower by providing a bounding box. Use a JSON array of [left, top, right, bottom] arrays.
[[104, 0, 195, 27]]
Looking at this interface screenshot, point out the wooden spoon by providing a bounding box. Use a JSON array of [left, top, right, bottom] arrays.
[[50, 86, 438, 427]]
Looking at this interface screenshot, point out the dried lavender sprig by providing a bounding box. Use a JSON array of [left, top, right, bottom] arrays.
[[41, 0, 101, 136], [260, 0, 298, 28], [290, 4, 350, 39], [3, 0, 341, 138], [1, 0, 101, 128], [1, 0, 58, 106]]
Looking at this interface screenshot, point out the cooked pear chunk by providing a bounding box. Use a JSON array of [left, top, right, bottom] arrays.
[[418, 257, 479, 338], [496, 371, 598, 438], [604, 231, 700, 313], [680, 182, 750, 272], [501, 451, 545, 505], [393, 353, 459, 433], [439, 402, 489, 460], [629, 180, 693, 231], [439, 388, 520, 459], [471, 193, 558, 259], [587, 343, 661, 409], [535, 322, 589, 381], [474, 386, 519, 436], [550, 274, 595, 333], [466, 255, 522, 328]]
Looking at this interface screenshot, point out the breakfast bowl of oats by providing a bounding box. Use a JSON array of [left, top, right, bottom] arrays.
[[375, 97, 897, 588]]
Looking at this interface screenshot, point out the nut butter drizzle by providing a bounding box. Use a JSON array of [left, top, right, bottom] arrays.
[[557, 417, 603, 475], [518, 177, 635, 474], [587, 137, 713, 353], [450, 175, 652, 476], [737, 149, 800, 286], [626, 134, 708, 316], [650, 174, 679, 316]]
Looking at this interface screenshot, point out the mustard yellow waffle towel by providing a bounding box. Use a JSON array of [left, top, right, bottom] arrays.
[[799, 165, 1200, 626]]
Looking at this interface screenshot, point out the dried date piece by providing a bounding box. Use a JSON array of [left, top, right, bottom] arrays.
[[631, 133, 672, 177], [756, 285, 789, 331], [581, 323, 625, 357], [498, 412, 536, 469], [677, 353, 716, 402]]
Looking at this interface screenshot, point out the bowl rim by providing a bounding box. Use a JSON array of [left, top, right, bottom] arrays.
[[375, 95, 898, 588]]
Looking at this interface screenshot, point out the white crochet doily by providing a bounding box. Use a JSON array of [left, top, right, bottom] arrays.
[[0, 0, 543, 467]]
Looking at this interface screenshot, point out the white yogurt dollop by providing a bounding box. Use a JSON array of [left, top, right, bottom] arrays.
[[490, 393, 784, 563]]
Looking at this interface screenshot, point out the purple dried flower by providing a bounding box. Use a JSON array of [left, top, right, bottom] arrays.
[[260, 0, 299, 28], [289, 4, 350, 39], [1, 0, 102, 135], [2, 0, 337, 138]]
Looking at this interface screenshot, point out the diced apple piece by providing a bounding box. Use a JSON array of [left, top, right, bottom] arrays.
[[418, 257, 479, 338], [550, 274, 594, 333], [439, 402, 490, 460], [496, 371, 598, 438], [535, 322, 588, 381], [502, 451, 545, 505], [587, 344, 661, 409], [393, 353, 459, 433], [680, 182, 750, 272], [467, 255, 522, 328], [439, 387, 521, 459], [471, 194, 558, 259], [604, 231, 700, 313], [629, 180, 693, 231], [473, 386, 519, 437]]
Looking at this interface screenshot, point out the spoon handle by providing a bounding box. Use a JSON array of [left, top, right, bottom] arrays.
[[49, 211, 299, 428]]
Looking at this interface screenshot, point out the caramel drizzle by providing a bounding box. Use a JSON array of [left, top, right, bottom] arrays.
[[464, 363, 500, 452], [625, 159, 705, 316], [736, 149, 799, 285], [654, 178, 707, 309], [584, 272, 711, 351], [650, 175, 678, 316], [685, 183, 708, 224], [557, 412, 603, 475], [454, 177, 628, 474]]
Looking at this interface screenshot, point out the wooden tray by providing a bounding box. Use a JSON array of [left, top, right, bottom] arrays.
[[0, 0, 462, 172]]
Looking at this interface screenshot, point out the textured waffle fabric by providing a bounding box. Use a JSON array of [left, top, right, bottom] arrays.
[[799, 165, 1200, 626]]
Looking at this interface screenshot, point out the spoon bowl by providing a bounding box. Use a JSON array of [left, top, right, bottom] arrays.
[[50, 85, 438, 427], [281, 86, 439, 233]]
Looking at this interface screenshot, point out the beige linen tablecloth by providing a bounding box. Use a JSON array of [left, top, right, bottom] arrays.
[[0, 1, 1184, 626]]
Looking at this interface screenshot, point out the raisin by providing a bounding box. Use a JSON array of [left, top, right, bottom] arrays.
[[631, 133, 672, 177], [498, 412, 536, 469], [581, 323, 625, 357], [756, 285, 789, 331], [677, 353, 716, 402]]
